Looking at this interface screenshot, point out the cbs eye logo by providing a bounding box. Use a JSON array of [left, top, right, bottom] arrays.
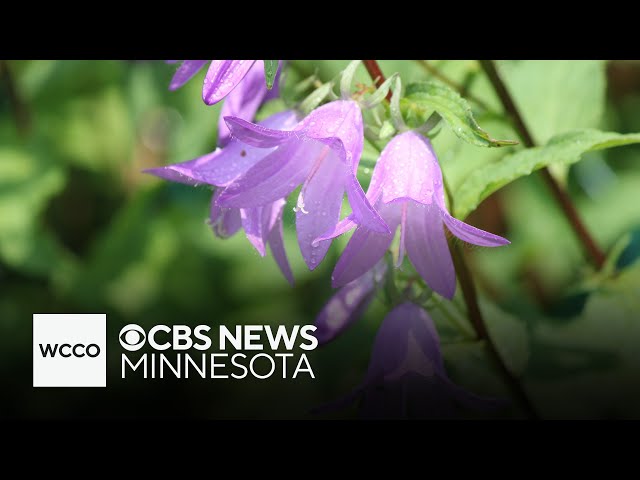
[[119, 324, 146, 351]]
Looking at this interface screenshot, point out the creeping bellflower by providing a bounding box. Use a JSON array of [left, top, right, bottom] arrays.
[[145, 110, 298, 284], [217, 100, 390, 270], [168, 60, 280, 146], [314, 260, 387, 346], [325, 131, 509, 298], [322, 302, 504, 419]]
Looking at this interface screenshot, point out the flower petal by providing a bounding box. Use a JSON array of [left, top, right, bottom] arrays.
[[314, 261, 386, 345], [298, 100, 363, 173], [144, 150, 220, 186], [209, 191, 242, 238], [240, 206, 267, 256], [266, 200, 294, 286], [313, 216, 357, 244], [364, 302, 443, 384], [224, 116, 295, 148], [217, 140, 314, 208], [183, 111, 298, 187], [203, 60, 256, 105], [346, 172, 391, 234], [217, 60, 269, 147], [437, 374, 509, 412], [332, 203, 399, 288], [441, 211, 510, 247], [296, 152, 346, 270], [169, 60, 208, 91], [405, 202, 456, 299], [378, 131, 437, 205]]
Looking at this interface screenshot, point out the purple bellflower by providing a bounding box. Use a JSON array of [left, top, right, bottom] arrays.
[[217, 100, 390, 270], [321, 302, 504, 419], [145, 110, 298, 285], [321, 130, 509, 299], [314, 260, 387, 346], [168, 60, 281, 147]]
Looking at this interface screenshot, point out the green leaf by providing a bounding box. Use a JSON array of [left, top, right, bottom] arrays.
[[263, 60, 279, 90], [454, 129, 640, 219], [0, 147, 68, 276], [529, 260, 640, 418], [300, 82, 334, 115], [472, 60, 606, 184], [403, 81, 518, 147], [502, 60, 606, 146], [379, 120, 395, 140]]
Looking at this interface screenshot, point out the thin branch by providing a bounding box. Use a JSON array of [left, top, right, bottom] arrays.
[[450, 242, 540, 419], [415, 60, 491, 111], [362, 60, 392, 102], [479, 60, 606, 269]]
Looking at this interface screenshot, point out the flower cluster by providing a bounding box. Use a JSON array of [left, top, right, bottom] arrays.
[[149, 60, 510, 418]]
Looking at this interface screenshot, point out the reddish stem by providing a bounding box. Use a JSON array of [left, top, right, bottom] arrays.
[[362, 60, 393, 102]]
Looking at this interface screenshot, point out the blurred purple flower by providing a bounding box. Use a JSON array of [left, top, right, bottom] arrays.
[[324, 131, 509, 298], [217, 100, 390, 270], [314, 260, 387, 346], [168, 60, 281, 146], [320, 302, 505, 419], [144, 110, 297, 285]]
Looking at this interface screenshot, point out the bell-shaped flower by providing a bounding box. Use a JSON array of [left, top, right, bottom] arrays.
[[325, 131, 509, 299], [168, 60, 281, 147], [217, 100, 390, 270], [144, 110, 297, 284], [321, 302, 504, 419]]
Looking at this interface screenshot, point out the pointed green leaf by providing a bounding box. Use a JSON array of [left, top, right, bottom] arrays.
[[263, 60, 279, 90], [454, 129, 640, 219], [379, 120, 395, 140], [299, 82, 334, 115], [404, 81, 518, 148]]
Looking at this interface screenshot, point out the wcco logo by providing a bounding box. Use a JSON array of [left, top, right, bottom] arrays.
[[33, 314, 106, 388]]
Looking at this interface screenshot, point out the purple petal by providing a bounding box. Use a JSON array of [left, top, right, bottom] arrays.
[[313, 216, 357, 244], [332, 203, 399, 288], [203, 60, 256, 105], [224, 116, 294, 148], [405, 202, 456, 299], [217, 60, 270, 147], [437, 373, 509, 412], [240, 206, 267, 256], [346, 172, 391, 234], [298, 100, 364, 173], [266, 200, 294, 286], [209, 190, 242, 238], [216, 140, 313, 208], [296, 156, 345, 270], [441, 211, 510, 247], [314, 261, 386, 345], [365, 302, 443, 385], [169, 60, 208, 91], [183, 111, 298, 188], [378, 131, 437, 205], [144, 150, 220, 186]]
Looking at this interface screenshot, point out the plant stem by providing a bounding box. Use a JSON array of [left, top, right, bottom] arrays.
[[479, 60, 606, 269], [415, 60, 491, 111], [450, 243, 540, 419], [364, 59, 540, 420], [0, 60, 30, 137], [363, 60, 393, 102]]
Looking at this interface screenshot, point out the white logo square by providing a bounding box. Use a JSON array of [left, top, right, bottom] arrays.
[[33, 314, 107, 387]]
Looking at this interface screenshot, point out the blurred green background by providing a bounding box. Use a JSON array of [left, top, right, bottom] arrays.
[[1, 60, 640, 419]]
